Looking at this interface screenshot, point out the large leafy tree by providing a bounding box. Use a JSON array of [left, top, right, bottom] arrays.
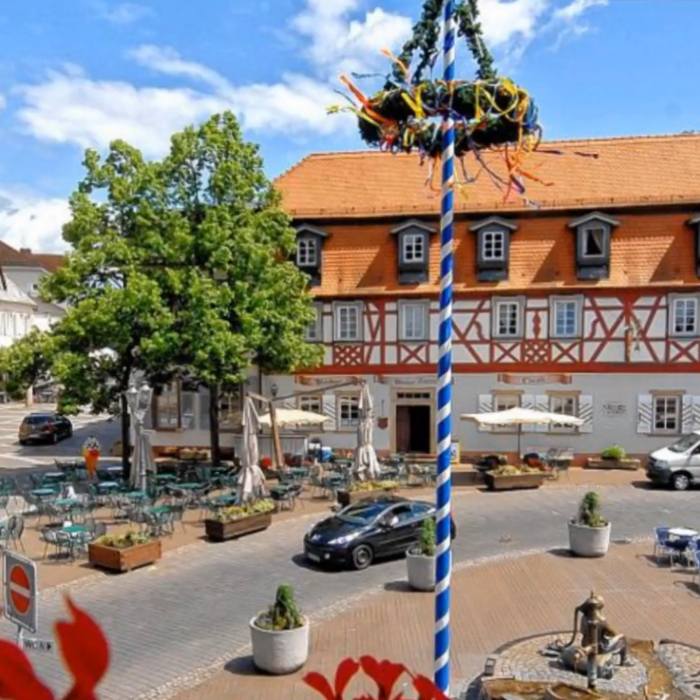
[[159, 112, 323, 462], [0, 328, 56, 401]]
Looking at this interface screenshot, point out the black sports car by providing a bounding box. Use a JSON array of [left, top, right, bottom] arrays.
[[303, 496, 456, 570]]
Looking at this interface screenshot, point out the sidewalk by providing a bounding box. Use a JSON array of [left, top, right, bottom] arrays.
[[172, 541, 700, 700]]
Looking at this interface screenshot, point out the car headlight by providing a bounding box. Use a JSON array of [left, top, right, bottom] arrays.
[[328, 532, 360, 546]]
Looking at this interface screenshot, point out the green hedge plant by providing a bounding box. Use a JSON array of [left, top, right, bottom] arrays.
[[600, 445, 626, 460]]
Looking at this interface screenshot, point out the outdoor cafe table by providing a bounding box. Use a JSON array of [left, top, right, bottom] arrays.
[[210, 494, 237, 507], [173, 483, 203, 490], [95, 482, 119, 494], [43, 472, 66, 483], [31, 488, 57, 498], [155, 474, 177, 483], [62, 524, 89, 536]]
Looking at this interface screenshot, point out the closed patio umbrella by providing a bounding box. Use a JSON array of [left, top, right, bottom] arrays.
[[461, 406, 584, 458], [237, 397, 266, 505], [354, 384, 380, 481]]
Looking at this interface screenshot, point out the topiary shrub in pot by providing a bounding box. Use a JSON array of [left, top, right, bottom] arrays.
[[406, 518, 436, 591], [568, 491, 611, 557], [250, 584, 309, 675]]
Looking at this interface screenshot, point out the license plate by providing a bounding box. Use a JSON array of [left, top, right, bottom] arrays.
[[306, 552, 320, 562]]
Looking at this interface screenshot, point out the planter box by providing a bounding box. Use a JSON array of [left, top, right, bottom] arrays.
[[250, 615, 309, 675], [204, 512, 272, 542], [484, 472, 545, 491], [337, 488, 397, 508], [568, 520, 611, 557], [88, 540, 162, 573], [585, 457, 641, 471], [406, 551, 435, 591]]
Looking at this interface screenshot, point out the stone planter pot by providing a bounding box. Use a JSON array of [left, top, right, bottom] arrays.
[[406, 550, 435, 591], [250, 615, 310, 675], [204, 512, 272, 542], [337, 488, 397, 508], [585, 457, 641, 471], [484, 472, 545, 491], [568, 520, 611, 557], [88, 540, 162, 573]]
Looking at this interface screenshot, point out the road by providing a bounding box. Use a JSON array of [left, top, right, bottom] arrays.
[[3, 484, 696, 700], [0, 402, 120, 471]]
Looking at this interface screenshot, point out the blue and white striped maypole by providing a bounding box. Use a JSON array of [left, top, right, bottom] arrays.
[[435, 0, 456, 695]]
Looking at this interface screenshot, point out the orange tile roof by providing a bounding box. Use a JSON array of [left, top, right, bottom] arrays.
[[276, 134, 700, 218], [29, 253, 65, 273]]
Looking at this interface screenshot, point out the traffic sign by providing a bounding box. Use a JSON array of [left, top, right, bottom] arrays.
[[22, 637, 54, 653], [2, 551, 38, 633]]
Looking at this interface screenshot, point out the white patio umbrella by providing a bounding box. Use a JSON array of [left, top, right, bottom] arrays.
[[237, 397, 266, 505], [354, 383, 380, 481], [257, 408, 329, 427], [461, 406, 584, 457]]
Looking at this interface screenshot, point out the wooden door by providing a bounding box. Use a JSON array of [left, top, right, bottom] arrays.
[[396, 405, 411, 453]]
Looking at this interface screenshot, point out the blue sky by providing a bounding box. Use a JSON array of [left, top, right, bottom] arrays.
[[0, 0, 696, 252]]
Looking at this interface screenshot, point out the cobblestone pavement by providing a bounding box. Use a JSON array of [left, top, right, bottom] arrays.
[[5, 485, 700, 700]]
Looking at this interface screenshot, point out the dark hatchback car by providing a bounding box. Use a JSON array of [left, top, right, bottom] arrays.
[[303, 496, 456, 570], [18, 412, 73, 445]]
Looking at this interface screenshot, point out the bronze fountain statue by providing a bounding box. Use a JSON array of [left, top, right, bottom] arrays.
[[547, 591, 631, 689]]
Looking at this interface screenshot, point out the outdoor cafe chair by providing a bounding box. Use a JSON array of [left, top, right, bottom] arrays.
[[166, 503, 186, 534], [653, 527, 674, 564], [0, 515, 23, 551]]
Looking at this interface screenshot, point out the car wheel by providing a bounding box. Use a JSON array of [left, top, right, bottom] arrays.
[[671, 472, 691, 491], [350, 544, 374, 570]]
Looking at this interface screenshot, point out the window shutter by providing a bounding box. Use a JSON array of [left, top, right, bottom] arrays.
[[578, 395, 593, 434], [637, 394, 653, 434], [692, 396, 700, 432], [477, 394, 493, 432], [322, 394, 336, 431], [681, 395, 694, 433]]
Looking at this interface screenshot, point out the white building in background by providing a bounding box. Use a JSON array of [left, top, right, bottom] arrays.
[[0, 274, 37, 347]]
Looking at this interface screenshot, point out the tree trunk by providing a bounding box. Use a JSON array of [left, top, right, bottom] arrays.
[[120, 393, 131, 480], [209, 384, 222, 466]]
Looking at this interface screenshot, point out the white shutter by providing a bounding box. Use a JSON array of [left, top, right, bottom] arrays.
[[322, 394, 337, 431], [637, 394, 653, 434], [692, 396, 700, 432], [477, 394, 493, 432], [533, 395, 549, 433], [682, 395, 694, 433], [578, 395, 593, 434]]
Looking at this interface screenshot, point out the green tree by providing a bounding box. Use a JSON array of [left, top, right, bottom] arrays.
[[0, 328, 55, 401], [159, 112, 323, 462], [41, 143, 180, 478]]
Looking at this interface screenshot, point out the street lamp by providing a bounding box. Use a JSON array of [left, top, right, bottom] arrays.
[[270, 383, 278, 398]]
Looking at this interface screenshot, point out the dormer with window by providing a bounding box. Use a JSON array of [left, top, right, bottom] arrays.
[[567, 212, 620, 280], [390, 220, 436, 284], [469, 217, 518, 281], [687, 214, 700, 277], [295, 224, 328, 287]]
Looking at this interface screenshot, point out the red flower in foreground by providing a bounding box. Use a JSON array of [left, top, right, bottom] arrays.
[[304, 657, 451, 700], [0, 596, 109, 700]]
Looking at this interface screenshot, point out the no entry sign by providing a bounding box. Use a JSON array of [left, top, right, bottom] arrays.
[[2, 551, 37, 633]]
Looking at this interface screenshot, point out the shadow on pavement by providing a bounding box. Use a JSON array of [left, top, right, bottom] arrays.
[[290, 552, 343, 574], [223, 655, 258, 677], [383, 580, 414, 593], [546, 547, 574, 558]]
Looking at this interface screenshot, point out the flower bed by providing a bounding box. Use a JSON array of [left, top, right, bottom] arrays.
[[337, 481, 398, 508], [484, 466, 544, 491], [88, 532, 161, 573], [204, 500, 275, 542]]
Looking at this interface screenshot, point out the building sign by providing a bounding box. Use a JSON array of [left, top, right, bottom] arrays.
[[375, 375, 442, 386], [295, 376, 359, 387], [602, 402, 627, 417], [498, 373, 572, 386]]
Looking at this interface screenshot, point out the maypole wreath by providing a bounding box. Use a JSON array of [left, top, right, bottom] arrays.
[[329, 0, 545, 201]]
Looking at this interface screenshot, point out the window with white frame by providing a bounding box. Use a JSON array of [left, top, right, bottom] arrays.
[[334, 303, 362, 341], [581, 226, 606, 258], [402, 233, 425, 263], [220, 390, 243, 432], [401, 302, 428, 341], [299, 394, 322, 415], [306, 306, 322, 342], [481, 230, 505, 261], [492, 393, 520, 431], [155, 384, 180, 429], [549, 394, 578, 432], [296, 238, 317, 267], [338, 395, 360, 428], [552, 298, 580, 338], [494, 299, 521, 338], [653, 395, 681, 434], [672, 297, 698, 336]]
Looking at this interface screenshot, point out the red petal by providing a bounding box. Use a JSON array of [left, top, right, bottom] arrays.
[[412, 675, 450, 700], [55, 597, 109, 694], [0, 640, 55, 700], [335, 658, 360, 697], [303, 671, 336, 700], [359, 657, 405, 700]]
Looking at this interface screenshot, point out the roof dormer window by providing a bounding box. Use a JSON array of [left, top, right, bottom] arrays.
[[470, 217, 518, 281], [568, 212, 620, 280], [402, 233, 425, 263], [294, 224, 328, 287], [391, 220, 436, 285], [297, 238, 318, 267]]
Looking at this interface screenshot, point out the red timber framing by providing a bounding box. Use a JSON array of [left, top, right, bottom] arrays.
[[306, 287, 700, 376]]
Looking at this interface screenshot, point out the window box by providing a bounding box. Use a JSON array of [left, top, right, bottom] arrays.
[[399, 300, 429, 341], [470, 217, 518, 282], [391, 220, 436, 284], [492, 297, 524, 339], [568, 212, 620, 281], [333, 302, 363, 342]]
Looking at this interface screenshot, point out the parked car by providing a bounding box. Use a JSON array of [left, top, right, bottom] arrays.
[[646, 432, 700, 490], [303, 496, 456, 570], [18, 412, 73, 445]]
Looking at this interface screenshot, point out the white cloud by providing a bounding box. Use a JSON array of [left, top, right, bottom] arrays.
[[95, 2, 152, 25], [0, 93, 6, 111], [0, 190, 71, 253]]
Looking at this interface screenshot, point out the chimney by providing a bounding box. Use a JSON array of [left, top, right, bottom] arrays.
[[20, 248, 31, 254]]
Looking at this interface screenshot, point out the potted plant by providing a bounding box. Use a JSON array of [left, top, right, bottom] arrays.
[[484, 465, 545, 492], [336, 480, 398, 508], [586, 445, 641, 471], [568, 491, 611, 557], [250, 584, 309, 675], [88, 531, 162, 572], [406, 519, 436, 591], [204, 499, 275, 542]]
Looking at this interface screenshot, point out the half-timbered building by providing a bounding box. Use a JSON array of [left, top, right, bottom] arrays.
[[148, 133, 700, 462]]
